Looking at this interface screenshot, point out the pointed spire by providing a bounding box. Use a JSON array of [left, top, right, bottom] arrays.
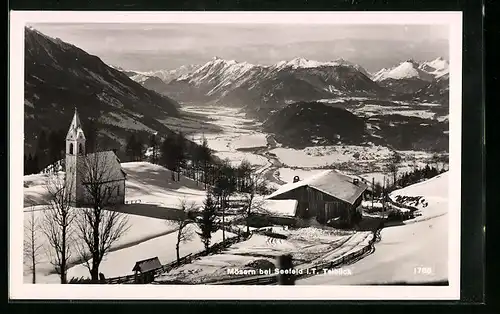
[[66, 107, 84, 140]]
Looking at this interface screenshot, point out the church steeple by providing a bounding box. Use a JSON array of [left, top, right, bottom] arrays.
[[66, 108, 85, 141], [66, 108, 86, 156]]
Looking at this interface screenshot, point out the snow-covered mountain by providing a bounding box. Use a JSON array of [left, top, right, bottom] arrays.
[[418, 57, 449, 78], [371, 59, 441, 94], [110, 64, 200, 95], [176, 56, 258, 97], [164, 56, 386, 112], [144, 65, 200, 82], [372, 59, 435, 82], [24, 27, 180, 153]]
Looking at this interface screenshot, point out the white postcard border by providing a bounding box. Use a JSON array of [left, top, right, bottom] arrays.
[[9, 11, 462, 300]]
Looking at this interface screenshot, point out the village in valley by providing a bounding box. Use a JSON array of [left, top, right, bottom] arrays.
[[22, 24, 450, 286]]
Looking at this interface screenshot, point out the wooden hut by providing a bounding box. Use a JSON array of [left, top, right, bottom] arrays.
[[132, 257, 162, 284]]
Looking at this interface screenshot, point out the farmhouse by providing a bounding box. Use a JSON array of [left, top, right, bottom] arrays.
[[266, 170, 368, 226], [65, 108, 126, 207]]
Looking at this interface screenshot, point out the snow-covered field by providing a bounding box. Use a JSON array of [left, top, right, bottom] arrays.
[[23, 162, 210, 283], [271, 145, 393, 168], [23, 208, 178, 283], [67, 227, 235, 280], [24, 162, 208, 210], [271, 145, 434, 169], [214, 151, 269, 167], [298, 172, 449, 285], [350, 105, 438, 120], [155, 227, 367, 284], [297, 215, 448, 285]]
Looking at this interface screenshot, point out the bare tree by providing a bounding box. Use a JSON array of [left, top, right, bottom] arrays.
[[24, 206, 43, 284], [75, 151, 130, 281], [387, 151, 402, 187], [41, 174, 76, 284], [241, 171, 268, 235], [174, 199, 197, 265]]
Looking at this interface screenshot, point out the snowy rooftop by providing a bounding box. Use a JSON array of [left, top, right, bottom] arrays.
[[256, 199, 298, 217], [78, 151, 126, 182], [267, 170, 368, 205]]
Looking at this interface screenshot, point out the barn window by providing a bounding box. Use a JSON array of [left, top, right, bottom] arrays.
[[69, 143, 74, 155]]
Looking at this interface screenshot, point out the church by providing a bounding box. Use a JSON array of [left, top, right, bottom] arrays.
[[65, 109, 126, 207]]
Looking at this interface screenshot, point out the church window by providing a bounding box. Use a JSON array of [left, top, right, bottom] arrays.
[[117, 185, 120, 195], [69, 143, 74, 155], [79, 143, 83, 155]]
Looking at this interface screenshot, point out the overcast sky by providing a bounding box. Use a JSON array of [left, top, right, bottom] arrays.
[[30, 23, 449, 72]]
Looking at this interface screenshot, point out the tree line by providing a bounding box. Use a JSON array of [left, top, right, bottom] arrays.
[[171, 163, 269, 266]]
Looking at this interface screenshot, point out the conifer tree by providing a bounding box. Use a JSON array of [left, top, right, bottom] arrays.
[[125, 134, 137, 161], [197, 191, 219, 252]]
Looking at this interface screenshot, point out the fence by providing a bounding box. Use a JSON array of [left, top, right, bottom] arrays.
[[69, 228, 250, 285], [209, 221, 384, 285]]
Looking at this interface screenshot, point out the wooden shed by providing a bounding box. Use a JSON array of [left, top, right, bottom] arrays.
[[132, 257, 162, 284], [267, 170, 368, 226]]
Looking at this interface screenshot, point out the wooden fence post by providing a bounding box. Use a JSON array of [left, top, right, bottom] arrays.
[[277, 254, 295, 285]]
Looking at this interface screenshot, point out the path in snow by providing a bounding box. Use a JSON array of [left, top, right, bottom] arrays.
[[297, 214, 448, 285]]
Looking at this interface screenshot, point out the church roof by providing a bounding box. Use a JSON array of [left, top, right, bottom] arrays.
[[79, 151, 126, 183], [66, 108, 86, 141]]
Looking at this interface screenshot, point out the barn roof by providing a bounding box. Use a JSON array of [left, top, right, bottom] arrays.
[[267, 170, 368, 205], [79, 151, 126, 183], [132, 257, 162, 273]]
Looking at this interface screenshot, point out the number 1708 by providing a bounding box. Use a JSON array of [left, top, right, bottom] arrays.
[[414, 267, 433, 275]]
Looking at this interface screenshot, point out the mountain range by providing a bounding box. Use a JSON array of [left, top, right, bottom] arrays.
[[24, 27, 181, 154], [163, 57, 388, 112], [120, 56, 449, 115], [24, 27, 449, 156]]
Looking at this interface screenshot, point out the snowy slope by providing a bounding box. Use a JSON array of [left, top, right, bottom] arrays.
[[389, 172, 449, 220], [23, 162, 211, 283], [24, 162, 207, 209], [297, 172, 449, 285]]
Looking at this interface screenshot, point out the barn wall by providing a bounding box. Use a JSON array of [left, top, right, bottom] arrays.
[[270, 186, 311, 218]]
